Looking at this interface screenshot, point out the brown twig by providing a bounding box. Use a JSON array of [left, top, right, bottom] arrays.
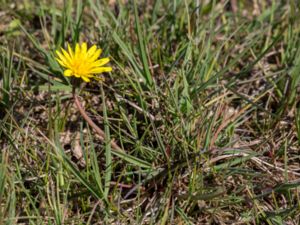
[[73, 91, 124, 152]]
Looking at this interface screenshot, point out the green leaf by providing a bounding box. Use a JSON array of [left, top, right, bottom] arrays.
[[111, 150, 152, 169]]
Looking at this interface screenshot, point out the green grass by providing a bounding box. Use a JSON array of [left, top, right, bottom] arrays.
[[1, 0, 300, 224]]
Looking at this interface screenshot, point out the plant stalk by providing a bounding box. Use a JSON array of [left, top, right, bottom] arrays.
[[73, 91, 124, 153]]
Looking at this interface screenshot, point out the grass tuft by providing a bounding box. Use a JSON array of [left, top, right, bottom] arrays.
[[0, 0, 300, 224]]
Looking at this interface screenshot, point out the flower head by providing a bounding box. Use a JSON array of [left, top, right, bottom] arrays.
[[55, 42, 112, 82]]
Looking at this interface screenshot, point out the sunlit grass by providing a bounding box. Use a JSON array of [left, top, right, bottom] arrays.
[[0, 0, 300, 224]]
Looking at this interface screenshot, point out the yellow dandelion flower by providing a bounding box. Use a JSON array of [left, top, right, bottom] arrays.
[[55, 42, 112, 82]]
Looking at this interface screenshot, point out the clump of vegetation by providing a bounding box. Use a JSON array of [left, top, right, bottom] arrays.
[[0, 0, 300, 224]]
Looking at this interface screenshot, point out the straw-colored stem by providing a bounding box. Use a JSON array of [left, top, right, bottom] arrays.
[[73, 92, 123, 152]]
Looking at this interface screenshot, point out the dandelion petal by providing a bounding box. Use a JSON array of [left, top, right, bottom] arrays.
[[55, 43, 112, 82], [81, 76, 90, 82], [64, 69, 73, 76], [90, 67, 112, 74]]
